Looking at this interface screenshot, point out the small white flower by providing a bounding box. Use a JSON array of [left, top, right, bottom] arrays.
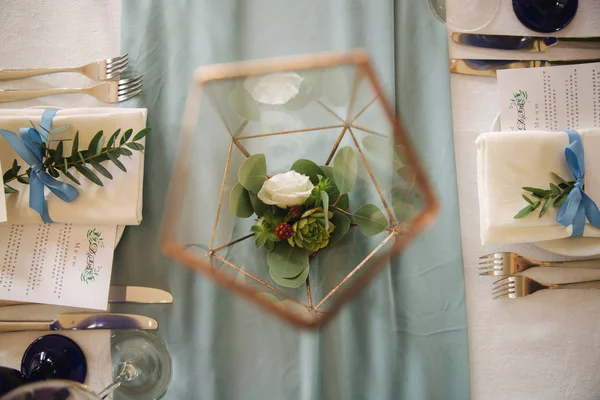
[[257, 171, 314, 209], [244, 72, 303, 105]]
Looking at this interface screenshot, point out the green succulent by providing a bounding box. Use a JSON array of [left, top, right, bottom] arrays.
[[287, 208, 335, 252]]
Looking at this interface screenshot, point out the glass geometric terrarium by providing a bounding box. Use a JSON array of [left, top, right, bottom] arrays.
[[160, 50, 438, 329]]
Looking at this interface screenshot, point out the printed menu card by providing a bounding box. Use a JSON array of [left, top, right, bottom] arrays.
[[0, 224, 116, 310], [498, 61, 600, 132]]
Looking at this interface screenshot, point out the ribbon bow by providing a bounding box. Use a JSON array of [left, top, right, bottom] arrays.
[[556, 130, 600, 236], [0, 109, 79, 223]]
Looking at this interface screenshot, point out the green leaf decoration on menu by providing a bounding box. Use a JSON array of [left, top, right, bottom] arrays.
[[291, 159, 323, 185], [332, 146, 357, 195], [267, 244, 310, 279], [238, 154, 267, 194], [354, 203, 388, 236], [229, 86, 260, 122], [514, 172, 575, 219], [229, 183, 254, 218], [3, 125, 150, 194]]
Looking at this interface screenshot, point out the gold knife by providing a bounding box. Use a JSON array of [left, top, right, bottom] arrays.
[[0, 286, 173, 307], [450, 58, 600, 76]]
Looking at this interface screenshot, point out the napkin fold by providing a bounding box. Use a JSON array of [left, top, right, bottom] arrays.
[[476, 128, 600, 245], [0, 108, 147, 225]]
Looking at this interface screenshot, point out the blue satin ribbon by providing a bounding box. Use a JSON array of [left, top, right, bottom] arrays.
[[0, 109, 79, 223], [556, 130, 600, 236]]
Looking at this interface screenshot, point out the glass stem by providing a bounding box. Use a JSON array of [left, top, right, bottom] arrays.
[[97, 361, 139, 399]]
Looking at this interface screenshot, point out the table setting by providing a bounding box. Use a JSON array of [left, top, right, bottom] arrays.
[[0, 0, 478, 399], [445, 0, 600, 399]]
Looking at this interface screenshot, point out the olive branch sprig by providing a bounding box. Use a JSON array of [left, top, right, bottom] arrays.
[[514, 172, 575, 219], [3, 125, 150, 194]]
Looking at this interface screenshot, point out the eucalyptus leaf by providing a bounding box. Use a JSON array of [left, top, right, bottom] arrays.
[[551, 172, 566, 184], [123, 128, 133, 142], [87, 131, 104, 155], [133, 127, 150, 141], [71, 131, 79, 157], [522, 194, 533, 205], [249, 192, 269, 217], [4, 184, 17, 194], [391, 188, 421, 222], [336, 194, 350, 211], [50, 124, 71, 135], [329, 212, 351, 247], [531, 200, 541, 211], [550, 183, 560, 195], [354, 203, 388, 236], [539, 198, 552, 217], [238, 154, 267, 194], [74, 165, 103, 186], [514, 205, 533, 219], [62, 169, 81, 185], [107, 152, 126, 172], [228, 86, 260, 122], [290, 159, 323, 185], [119, 148, 133, 157], [47, 167, 59, 178], [90, 161, 113, 180], [126, 142, 144, 151], [270, 264, 309, 289], [321, 191, 329, 230], [54, 141, 64, 163], [106, 129, 121, 147], [362, 135, 404, 171], [267, 244, 310, 278], [16, 176, 29, 184], [229, 183, 254, 218], [78, 151, 86, 164], [332, 146, 357, 195]]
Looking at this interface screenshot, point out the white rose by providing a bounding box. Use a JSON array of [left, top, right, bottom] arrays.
[[244, 72, 303, 105], [257, 171, 314, 209]]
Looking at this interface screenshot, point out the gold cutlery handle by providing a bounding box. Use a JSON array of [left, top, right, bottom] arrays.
[[0, 321, 49, 332], [542, 259, 600, 269], [551, 280, 600, 290], [0, 67, 78, 81], [0, 88, 82, 102]]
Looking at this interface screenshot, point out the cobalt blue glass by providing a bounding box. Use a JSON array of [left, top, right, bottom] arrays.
[[0, 367, 27, 396], [21, 334, 87, 383], [513, 0, 578, 33]]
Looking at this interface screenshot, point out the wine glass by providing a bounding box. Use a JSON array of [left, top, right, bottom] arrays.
[[1, 331, 171, 400], [428, 0, 500, 32]]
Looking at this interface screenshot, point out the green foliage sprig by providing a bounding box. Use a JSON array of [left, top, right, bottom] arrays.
[[514, 172, 575, 219], [3, 124, 149, 194]]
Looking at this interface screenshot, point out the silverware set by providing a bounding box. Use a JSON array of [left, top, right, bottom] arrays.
[[479, 252, 600, 299], [0, 285, 172, 332], [0, 54, 142, 102], [450, 33, 600, 76]]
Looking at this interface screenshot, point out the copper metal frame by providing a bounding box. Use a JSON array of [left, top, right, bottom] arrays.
[[160, 50, 439, 329]]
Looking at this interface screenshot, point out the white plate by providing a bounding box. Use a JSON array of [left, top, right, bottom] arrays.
[[26, 106, 127, 248], [490, 113, 600, 257]]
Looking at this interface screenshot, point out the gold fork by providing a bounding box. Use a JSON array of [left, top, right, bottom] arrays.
[[0, 75, 142, 103], [479, 252, 600, 276], [492, 275, 600, 299]]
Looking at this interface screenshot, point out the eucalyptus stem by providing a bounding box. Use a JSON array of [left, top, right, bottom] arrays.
[[514, 172, 575, 219]]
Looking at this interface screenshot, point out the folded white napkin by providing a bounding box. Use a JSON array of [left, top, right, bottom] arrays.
[[476, 128, 600, 245], [0, 108, 147, 225]]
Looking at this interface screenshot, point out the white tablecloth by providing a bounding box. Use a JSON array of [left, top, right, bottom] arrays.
[[448, 1, 600, 399], [0, 0, 121, 391]]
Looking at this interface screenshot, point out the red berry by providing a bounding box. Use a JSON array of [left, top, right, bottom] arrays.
[[288, 206, 303, 220], [275, 223, 295, 240]]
